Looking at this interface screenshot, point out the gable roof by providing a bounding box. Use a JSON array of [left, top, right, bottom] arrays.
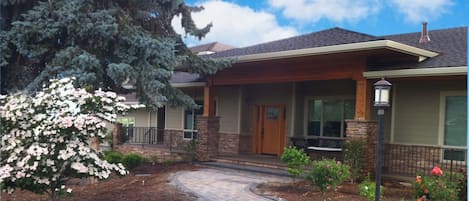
[[211, 27, 379, 58], [210, 26, 467, 69], [190, 42, 236, 55], [382, 27, 467, 69]]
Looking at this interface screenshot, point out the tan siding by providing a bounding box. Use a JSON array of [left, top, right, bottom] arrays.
[[215, 86, 240, 133], [165, 106, 183, 129], [393, 79, 466, 145], [120, 108, 157, 127], [241, 83, 293, 136]]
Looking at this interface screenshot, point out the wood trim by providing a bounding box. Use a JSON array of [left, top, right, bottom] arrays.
[[212, 55, 365, 86], [252, 105, 261, 153], [203, 85, 215, 117], [354, 78, 371, 120]]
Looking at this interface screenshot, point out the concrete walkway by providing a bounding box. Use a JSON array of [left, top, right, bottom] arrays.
[[170, 168, 290, 201]]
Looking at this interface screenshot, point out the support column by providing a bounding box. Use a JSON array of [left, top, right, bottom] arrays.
[[354, 78, 371, 120], [346, 77, 376, 174], [113, 123, 123, 147], [346, 120, 377, 174], [196, 116, 220, 161], [203, 80, 215, 117]]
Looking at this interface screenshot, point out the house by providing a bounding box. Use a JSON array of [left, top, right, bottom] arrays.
[[118, 24, 467, 176]]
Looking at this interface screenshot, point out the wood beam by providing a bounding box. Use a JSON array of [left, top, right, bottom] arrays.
[[354, 78, 371, 120], [203, 82, 215, 117]]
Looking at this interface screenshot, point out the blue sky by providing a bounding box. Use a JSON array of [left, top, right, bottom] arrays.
[[172, 0, 469, 48]]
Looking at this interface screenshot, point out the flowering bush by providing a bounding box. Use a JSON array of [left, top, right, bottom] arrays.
[[306, 159, 350, 193], [414, 166, 460, 201], [0, 78, 132, 200], [281, 146, 310, 182]]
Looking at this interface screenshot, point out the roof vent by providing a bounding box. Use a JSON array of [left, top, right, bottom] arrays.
[[419, 22, 431, 44]]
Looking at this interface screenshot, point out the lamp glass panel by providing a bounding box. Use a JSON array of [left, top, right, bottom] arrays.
[[374, 88, 381, 103], [380, 89, 389, 104]]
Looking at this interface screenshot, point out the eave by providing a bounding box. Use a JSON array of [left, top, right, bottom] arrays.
[[233, 40, 439, 63], [363, 66, 467, 78]]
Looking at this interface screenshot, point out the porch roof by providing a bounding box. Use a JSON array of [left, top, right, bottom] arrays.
[[208, 26, 466, 70]]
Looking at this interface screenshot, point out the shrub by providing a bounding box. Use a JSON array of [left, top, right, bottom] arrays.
[[148, 155, 159, 165], [104, 151, 124, 164], [359, 176, 384, 201], [343, 139, 365, 183], [306, 159, 350, 192], [414, 166, 460, 201], [458, 168, 467, 201], [0, 77, 128, 200], [184, 139, 198, 162], [122, 153, 145, 170], [281, 146, 310, 181]]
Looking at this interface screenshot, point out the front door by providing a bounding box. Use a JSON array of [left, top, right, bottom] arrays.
[[254, 105, 286, 155]]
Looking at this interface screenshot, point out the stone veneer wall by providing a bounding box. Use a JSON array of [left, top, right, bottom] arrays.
[[163, 129, 188, 151], [114, 145, 186, 162], [239, 134, 252, 153], [195, 116, 220, 161], [345, 120, 378, 174], [218, 133, 240, 154]]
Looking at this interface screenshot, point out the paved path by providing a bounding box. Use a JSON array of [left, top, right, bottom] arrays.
[[170, 168, 290, 201]]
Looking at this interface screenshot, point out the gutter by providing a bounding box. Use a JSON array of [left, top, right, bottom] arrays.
[[363, 66, 467, 78], [234, 40, 439, 63]]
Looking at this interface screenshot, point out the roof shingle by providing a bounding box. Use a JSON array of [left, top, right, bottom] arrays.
[[209, 26, 467, 69]]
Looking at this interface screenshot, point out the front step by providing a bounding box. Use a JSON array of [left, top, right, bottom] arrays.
[[197, 155, 290, 177]]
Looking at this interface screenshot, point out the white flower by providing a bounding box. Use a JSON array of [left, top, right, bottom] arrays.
[[0, 77, 130, 191], [71, 162, 88, 173], [0, 164, 13, 181]]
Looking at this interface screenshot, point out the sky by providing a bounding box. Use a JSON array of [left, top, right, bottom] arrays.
[[172, 0, 469, 48]]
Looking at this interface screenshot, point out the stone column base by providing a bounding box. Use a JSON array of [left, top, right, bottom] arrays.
[[345, 120, 378, 175], [196, 116, 220, 161]]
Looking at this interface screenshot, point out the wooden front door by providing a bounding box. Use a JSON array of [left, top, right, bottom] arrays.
[[254, 105, 286, 155]]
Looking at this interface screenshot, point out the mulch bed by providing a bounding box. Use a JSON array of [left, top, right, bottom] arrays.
[[1, 162, 199, 201], [256, 180, 414, 201]]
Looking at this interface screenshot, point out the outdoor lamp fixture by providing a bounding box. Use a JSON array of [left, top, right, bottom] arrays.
[[374, 78, 392, 107], [373, 78, 392, 201]]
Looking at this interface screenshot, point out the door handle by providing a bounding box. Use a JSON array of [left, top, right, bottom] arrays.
[[261, 128, 265, 139]]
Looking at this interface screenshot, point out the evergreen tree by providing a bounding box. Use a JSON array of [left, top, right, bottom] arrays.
[[0, 0, 230, 109]]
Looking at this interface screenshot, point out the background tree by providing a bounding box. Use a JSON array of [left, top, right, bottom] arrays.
[[0, 0, 230, 109]]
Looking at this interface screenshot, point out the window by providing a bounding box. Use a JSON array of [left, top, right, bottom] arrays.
[[441, 94, 467, 161], [306, 98, 355, 147], [183, 101, 203, 139]]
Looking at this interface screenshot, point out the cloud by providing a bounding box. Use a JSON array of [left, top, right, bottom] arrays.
[[172, 0, 298, 47], [389, 0, 454, 23], [268, 0, 381, 23]]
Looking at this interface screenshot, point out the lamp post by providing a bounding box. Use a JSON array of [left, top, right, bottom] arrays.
[[373, 78, 392, 201]]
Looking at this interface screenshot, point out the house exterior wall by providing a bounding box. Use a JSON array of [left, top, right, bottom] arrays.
[[215, 86, 241, 134], [392, 79, 466, 145], [241, 83, 293, 134], [239, 83, 293, 149], [165, 106, 183, 129], [119, 108, 157, 127], [214, 86, 242, 154]]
